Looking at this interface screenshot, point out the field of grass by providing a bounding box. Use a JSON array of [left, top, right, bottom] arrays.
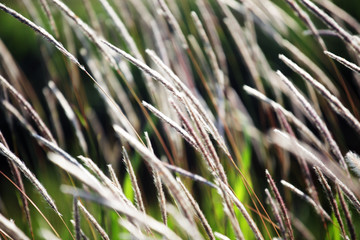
[[0, 0, 360, 239]]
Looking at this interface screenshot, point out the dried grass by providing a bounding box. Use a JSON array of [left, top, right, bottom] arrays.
[[0, 213, 30, 240], [0, 143, 60, 215], [1, 0, 360, 239]]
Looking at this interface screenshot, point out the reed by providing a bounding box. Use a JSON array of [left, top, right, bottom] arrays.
[[314, 168, 347, 239], [265, 170, 294, 240], [122, 147, 146, 213], [0, 213, 30, 240], [1, 0, 360, 239], [265, 188, 286, 239], [0, 142, 60, 215], [281, 180, 330, 221], [78, 201, 110, 240], [73, 197, 81, 240], [276, 70, 348, 172], [145, 132, 167, 225]]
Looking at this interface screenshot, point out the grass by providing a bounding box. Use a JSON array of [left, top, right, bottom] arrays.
[[0, 0, 359, 239]]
